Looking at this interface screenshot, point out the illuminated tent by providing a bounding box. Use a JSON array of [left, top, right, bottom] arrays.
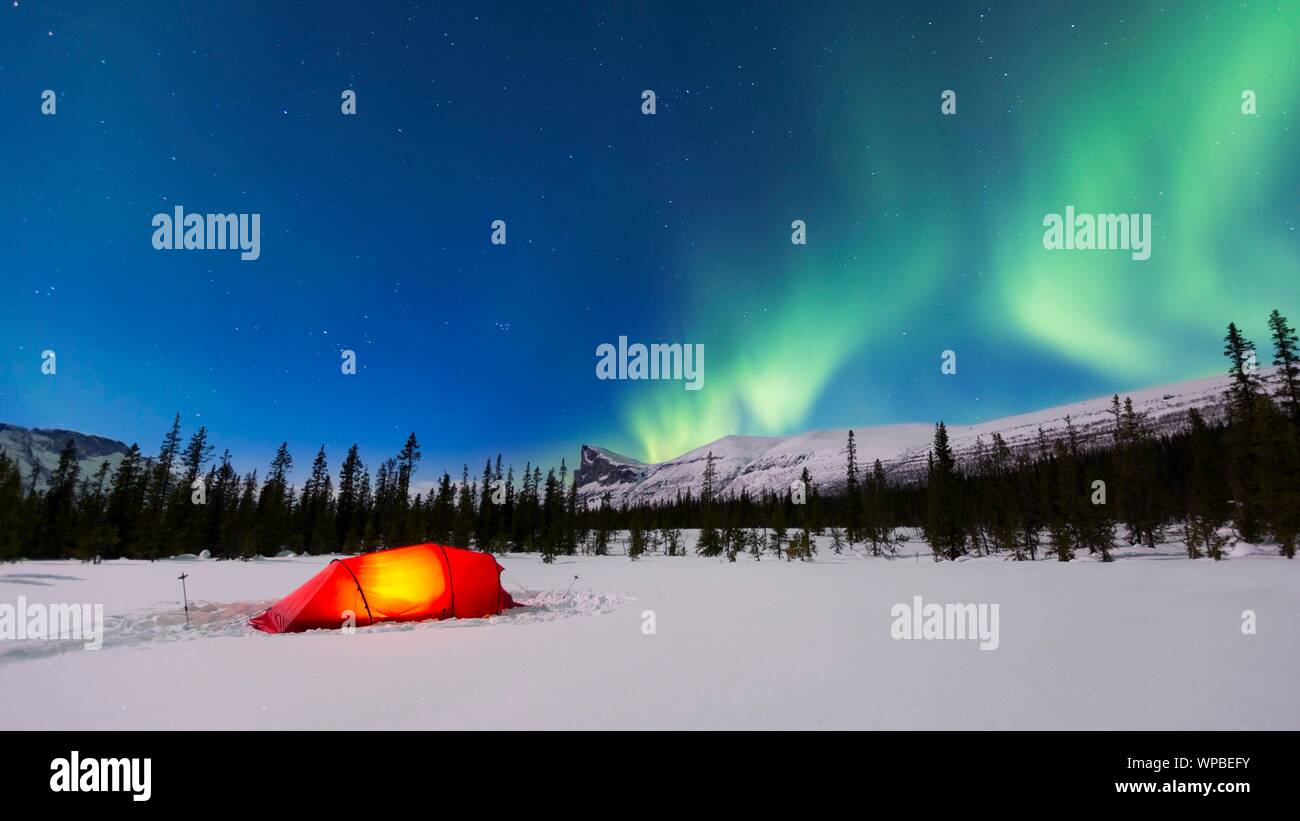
[[250, 543, 517, 633]]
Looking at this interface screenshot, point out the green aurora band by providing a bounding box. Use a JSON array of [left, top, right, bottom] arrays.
[[612, 3, 1297, 463]]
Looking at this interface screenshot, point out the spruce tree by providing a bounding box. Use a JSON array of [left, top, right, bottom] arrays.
[[565, 472, 580, 555], [209, 450, 241, 558], [158, 425, 212, 553], [1012, 449, 1042, 560], [300, 446, 334, 553], [1184, 408, 1227, 559], [145, 414, 182, 516], [984, 434, 1020, 556], [1254, 398, 1300, 557], [1108, 395, 1133, 539], [593, 492, 612, 555], [829, 527, 845, 554], [178, 426, 213, 491], [504, 466, 518, 549], [696, 452, 722, 556], [106, 444, 146, 557], [770, 493, 787, 560], [392, 433, 420, 542], [140, 414, 182, 556], [74, 461, 117, 560], [0, 453, 26, 561], [1222, 322, 1265, 541], [477, 458, 496, 551], [1047, 438, 1077, 562], [426, 472, 452, 544], [1066, 417, 1114, 560], [541, 468, 561, 561], [660, 524, 681, 556], [722, 507, 743, 562], [864, 459, 901, 556], [794, 527, 812, 561], [966, 436, 993, 556], [452, 464, 475, 549], [923, 423, 965, 560], [38, 439, 81, 558], [530, 466, 543, 548], [336, 445, 365, 550], [628, 515, 645, 560], [235, 470, 259, 556], [844, 430, 861, 541], [1223, 322, 1263, 415], [1115, 398, 1159, 548], [257, 443, 295, 554], [1263, 308, 1300, 556], [356, 469, 374, 549], [1267, 309, 1300, 420]]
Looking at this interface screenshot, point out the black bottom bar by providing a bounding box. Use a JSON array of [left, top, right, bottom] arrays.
[[3, 730, 1289, 809]]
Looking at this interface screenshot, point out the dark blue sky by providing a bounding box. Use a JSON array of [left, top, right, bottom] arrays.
[[2, 1, 1295, 489]]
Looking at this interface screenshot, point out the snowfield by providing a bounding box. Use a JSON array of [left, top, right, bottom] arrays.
[[1, 535, 1296, 730]]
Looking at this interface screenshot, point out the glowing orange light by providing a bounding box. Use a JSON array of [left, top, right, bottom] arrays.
[[250, 543, 514, 633]]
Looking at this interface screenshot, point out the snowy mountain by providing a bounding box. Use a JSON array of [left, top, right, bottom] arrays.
[[576, 369, 1260, 506], [576, 445, 651, 497], [0, 423, 132, 489]]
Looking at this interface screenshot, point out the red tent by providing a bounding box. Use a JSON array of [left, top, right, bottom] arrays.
[[250, 543, 517, 633]]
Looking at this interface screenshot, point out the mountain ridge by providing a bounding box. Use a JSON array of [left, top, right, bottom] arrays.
[[0, 423, 133, 489], [575, 369, 1258, 506]]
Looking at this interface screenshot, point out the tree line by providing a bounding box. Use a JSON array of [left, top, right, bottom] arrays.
[[0, 309, 1296, 563]]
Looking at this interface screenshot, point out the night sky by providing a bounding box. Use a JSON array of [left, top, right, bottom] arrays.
[[1, 1, 1296, 489]]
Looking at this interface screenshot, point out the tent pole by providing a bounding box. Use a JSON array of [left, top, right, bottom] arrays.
[[330, 559, 374, 626]]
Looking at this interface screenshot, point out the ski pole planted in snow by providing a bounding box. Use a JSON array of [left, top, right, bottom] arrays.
[[563, 574, 579, 598], [178, 573, 190, 626]]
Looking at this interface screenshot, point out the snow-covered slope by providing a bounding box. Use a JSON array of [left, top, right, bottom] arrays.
[[576, 445, 651, 500], [0, 423, 132, 489], [577, 369, 1256, 506]]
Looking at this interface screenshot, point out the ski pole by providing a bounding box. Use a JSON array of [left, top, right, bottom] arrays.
[[178, 573, 190, 626]]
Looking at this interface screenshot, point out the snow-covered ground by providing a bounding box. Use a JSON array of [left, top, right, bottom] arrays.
[[1, 534, 1296, 730]]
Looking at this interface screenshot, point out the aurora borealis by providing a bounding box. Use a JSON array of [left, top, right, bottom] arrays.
[[616, 1, 1299, 461], [1, 1, 1296, 479]]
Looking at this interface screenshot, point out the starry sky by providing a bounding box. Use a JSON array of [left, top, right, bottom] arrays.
[[1, 1, 1296, 488]]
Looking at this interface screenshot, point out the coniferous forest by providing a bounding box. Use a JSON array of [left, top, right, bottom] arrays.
[[2, 310, 1298, 564]]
